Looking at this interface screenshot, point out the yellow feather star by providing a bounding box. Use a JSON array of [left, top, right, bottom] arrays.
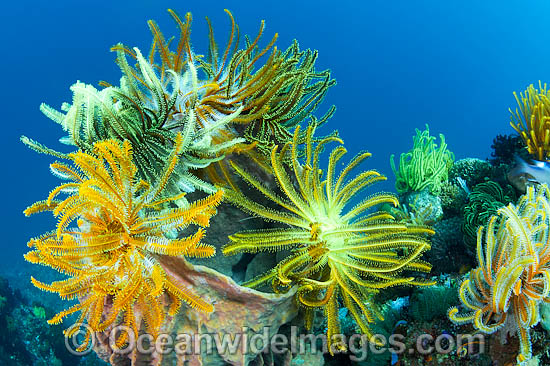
[[221, 125, 434, 353], [510, 82, 550, 161], [449, 184, 550, 365], [24, 134, 223, 351]]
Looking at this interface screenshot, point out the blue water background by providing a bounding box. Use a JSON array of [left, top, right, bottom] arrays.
[[2, 0, 550, 270]]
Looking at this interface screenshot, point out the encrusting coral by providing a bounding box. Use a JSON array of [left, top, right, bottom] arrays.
[[449, 184, 550, 364], [23, 135, 223, 351], [510, 82, 550, 161], [448, 158, 492, 188], [390, 124, 454, 195], [222, 125, 434, 352]]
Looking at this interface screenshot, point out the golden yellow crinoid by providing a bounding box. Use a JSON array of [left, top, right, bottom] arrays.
[[139, 9, 334, 136], [510, 82, 550, 161], [23, 133, 223, 351], [222, 125, 434, 353], [111, 9, 336, 190], [449, 184, 550, 364]]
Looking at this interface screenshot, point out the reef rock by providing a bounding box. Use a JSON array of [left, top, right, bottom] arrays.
[[403, 189, 443, 223], [449, 158, 492, 188], [540, 302, 550, 334]]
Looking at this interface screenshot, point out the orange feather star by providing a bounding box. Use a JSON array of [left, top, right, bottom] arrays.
[[24, 134, 223, 351]]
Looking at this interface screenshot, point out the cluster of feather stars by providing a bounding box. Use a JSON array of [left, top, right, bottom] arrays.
[[21, 8, 436, 357]]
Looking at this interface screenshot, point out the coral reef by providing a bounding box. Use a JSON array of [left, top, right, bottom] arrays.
[[17, 6, 550, 366], [382, 188, 443, 229], [390, 125, 454, 195], [20, 8, 338, 365], [409, 285, 459, 323], [490, 133, 528, 166], [401, 189, 444, 224], [540, 302, 550, 339], [439, 180, 469, 216], [0, 276, 104, 366], [426, 216, 469, 274], [448, 158, 492, 189]]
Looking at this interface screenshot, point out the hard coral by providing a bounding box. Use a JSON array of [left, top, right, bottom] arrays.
[[448, 158, 492, 188], [427, 216, 468, 274], [439, 180, 468, 215]]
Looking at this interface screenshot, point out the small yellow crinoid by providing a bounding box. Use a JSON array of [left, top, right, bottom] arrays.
[[510, 82, 550, 161], [222, 125, 434, 353], [24, 133, 222, 351]]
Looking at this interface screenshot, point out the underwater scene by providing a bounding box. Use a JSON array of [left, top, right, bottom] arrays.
[[4, 1, 550, 365]]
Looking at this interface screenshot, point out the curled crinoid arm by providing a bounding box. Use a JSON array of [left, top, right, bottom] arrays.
[[222, 125, 434, 353], [24, 134, 223, 348]]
